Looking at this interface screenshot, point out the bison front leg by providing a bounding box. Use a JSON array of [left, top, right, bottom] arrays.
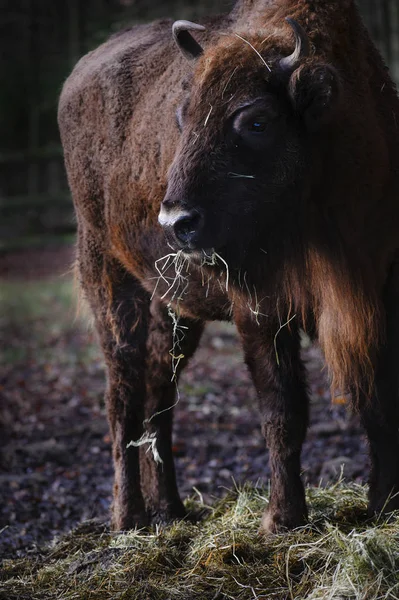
[[86, 262, 202, 528], [360, 259, 399, 517], [235, 311, 309, 533], [140, 298, 203, 523]]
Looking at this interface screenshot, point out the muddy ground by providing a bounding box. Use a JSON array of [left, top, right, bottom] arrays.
[[0, 245, 368, 559]]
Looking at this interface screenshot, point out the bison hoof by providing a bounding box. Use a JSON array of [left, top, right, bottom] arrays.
[[368, 492, 399, 519], [260, 507, 308, 534], [150, 502, 187, 525], [111, 510, 150, 531]]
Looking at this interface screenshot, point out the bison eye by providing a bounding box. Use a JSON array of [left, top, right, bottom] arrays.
[[248, 117, 267, 133], [231, 97, 281, 148]]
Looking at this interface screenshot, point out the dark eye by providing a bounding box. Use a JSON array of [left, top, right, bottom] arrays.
[[248, 116, 267, 133], [230, 97, 282, 149]]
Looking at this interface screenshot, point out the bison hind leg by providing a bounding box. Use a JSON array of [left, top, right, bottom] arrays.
[[88, 265, 151, 532]]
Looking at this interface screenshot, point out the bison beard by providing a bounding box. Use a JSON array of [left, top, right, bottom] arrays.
[[58, 0, 399, 533]]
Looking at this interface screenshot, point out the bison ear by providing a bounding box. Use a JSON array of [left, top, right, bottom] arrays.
[[288, 64, 341, 130]]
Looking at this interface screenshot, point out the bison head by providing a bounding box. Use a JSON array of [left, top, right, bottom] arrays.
[[159, 18, 341, 271]]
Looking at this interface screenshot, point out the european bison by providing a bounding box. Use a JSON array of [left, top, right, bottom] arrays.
[[58, 0, 399, 533]]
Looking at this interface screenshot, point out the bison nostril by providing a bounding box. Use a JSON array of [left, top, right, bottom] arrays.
[[173, 212, 201, 245]]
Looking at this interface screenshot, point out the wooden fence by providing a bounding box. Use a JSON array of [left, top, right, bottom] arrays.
[[0, 147, 73, 250]]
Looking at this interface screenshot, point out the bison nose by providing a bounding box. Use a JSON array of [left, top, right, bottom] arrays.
[[173, 211, 202, 246], [158, 204, 204, 250]]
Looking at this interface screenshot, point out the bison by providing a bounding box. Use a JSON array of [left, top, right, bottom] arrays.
[[58, 0, 399, 533]]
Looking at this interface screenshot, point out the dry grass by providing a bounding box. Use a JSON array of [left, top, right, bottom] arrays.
[[2, 482, 399, 599]]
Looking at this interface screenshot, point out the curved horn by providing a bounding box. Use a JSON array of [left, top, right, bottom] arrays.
[[172, 20, 205, 61], [279, 17, 310, 71]]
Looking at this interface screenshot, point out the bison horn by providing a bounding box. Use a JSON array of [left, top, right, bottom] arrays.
[[279, 17, 310, 71], [172, 20, 205, 61]]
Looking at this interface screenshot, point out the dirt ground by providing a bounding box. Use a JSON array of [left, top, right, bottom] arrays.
[[0, 245, 368, 559]]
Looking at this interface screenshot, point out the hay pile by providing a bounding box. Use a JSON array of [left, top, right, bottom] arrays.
[[2, 483, 399, 599]]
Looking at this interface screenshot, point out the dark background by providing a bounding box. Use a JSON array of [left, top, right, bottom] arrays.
[[0, 0, 398, 251]]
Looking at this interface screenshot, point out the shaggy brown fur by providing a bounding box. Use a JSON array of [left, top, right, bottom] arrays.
[[59, 0, 399, 533]]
